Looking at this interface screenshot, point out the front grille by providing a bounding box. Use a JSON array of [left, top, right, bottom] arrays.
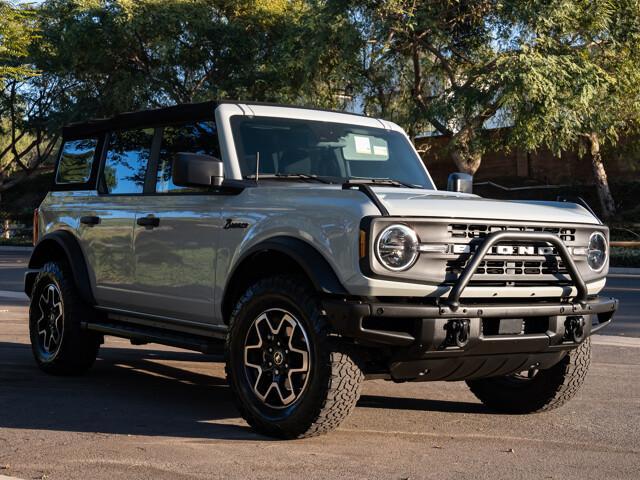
[[446, 259, 567, 276], [447, 223, 576, 242]]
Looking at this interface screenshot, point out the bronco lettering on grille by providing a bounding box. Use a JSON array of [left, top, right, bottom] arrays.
[[451, 244, 557, 255]]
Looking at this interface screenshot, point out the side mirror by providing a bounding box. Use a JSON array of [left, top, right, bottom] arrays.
[[447, 172, 473, 194], [173, 152, 224, 187]]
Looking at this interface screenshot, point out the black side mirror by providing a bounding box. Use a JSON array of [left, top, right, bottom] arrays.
[[447, 172, 473, 194], [173, 152, 224, 187]]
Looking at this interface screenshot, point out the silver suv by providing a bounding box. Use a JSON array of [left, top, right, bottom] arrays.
[[25, 101, 618, 438]]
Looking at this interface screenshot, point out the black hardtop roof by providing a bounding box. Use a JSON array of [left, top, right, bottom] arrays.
[[62, 100, 367, 139]]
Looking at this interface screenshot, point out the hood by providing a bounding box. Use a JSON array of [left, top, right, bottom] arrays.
[[372, 187, 600, 225]]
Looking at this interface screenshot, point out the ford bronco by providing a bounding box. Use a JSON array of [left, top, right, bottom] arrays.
[[25, 101, 618, 438]]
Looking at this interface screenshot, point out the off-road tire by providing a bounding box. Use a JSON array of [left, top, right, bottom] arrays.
[[466, 338, 591, 413], [225, 275, 364, 439], [29, 260, 100, 375]]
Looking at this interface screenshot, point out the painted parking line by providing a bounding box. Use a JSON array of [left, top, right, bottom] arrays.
[[592, 335, 640, 348]]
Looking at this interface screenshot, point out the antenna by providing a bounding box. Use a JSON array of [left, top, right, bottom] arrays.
[[255, 151, 260, 182]]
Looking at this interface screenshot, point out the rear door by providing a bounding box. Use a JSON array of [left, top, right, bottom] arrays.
[[129, 121, 223, 324], [78, 128, 155, 311]]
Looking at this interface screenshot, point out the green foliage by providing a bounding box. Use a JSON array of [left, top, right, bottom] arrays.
[[30, 0, 353, 118], [504, 0, 640, 156], [331, 1, 640, 177], [2, 0, 362, 194], [0, 0, 38, 84], [2, 0, 640, 198]]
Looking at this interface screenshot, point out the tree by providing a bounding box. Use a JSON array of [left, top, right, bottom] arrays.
[[505, 0, 640, 219], [0, 1, 53, 196], [30, 0, 346, 115], [0, 0, 38, 85], [0, 75, 62, 194], [339, 0, 640, 204], [1, 0, 354, 194], [347, 1, 510, 174]]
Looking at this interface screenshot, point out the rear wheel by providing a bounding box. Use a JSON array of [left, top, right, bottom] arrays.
[[29, 261, 100, 375], [225, 275, 364, 438], [466, 339, 591, 413]]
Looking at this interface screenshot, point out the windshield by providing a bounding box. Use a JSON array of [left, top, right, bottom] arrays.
[[230, 116, 434, 189]]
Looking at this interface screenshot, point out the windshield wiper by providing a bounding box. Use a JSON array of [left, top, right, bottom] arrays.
[[244, 173, 332, 184], [345, 177, 421, 189]]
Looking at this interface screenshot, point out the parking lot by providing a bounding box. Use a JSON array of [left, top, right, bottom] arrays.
[[1, 250, 639, 479]]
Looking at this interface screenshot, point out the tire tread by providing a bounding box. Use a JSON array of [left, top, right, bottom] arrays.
[[466, 338, 591, 413]]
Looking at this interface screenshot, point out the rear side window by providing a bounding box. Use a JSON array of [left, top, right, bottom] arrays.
[[102, 128, 155, 194], [56, 139, 98, 184], [156, 121, 219, 193]]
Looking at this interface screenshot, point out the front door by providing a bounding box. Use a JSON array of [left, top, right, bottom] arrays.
[[130, 121, 222, 324], [131, 198, 220, 324]]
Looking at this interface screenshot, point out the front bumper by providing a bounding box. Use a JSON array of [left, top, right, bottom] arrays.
[[325, 295, 617, 346], [324, 296, 617, 381], [331, 229, 619, 381]]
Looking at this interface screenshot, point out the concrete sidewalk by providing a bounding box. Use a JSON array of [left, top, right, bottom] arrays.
[[0, 246, 31, 253]]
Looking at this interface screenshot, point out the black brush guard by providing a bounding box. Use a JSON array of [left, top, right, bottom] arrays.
[[445, 231, 588, 310], [324, 231, 618, 349]]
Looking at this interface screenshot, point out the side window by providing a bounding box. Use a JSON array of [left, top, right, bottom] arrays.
[[56, 138, 98, 184], [102, 128, 155, 194], [156, 121, 219, 193]]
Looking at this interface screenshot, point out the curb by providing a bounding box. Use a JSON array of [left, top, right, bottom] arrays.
[[0, 290, 28, 301], [608, 267, 640, 277], [0, 246, 32, 253]]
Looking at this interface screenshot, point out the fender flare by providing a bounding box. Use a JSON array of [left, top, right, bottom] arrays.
[[222, 236, 348, 317], [26, 231, 95, 304]]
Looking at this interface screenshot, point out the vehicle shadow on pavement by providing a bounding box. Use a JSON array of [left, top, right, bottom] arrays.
[[0, 341, 493, 440], [0, 341, 268, 441], [358, 394, 488, 414]]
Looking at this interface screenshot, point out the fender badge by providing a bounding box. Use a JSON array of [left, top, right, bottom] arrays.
[[224, 218, 249, 230]]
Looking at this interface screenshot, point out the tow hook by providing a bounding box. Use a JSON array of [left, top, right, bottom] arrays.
[[564, 316, 586, 343], [445, 319, 471, 348]]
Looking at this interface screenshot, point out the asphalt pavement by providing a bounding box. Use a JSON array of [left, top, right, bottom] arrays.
[[1, 248, 639, 479], [0, 250, 28, 295]]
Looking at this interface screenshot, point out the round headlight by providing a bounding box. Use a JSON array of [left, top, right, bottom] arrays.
[[587, 231, 607, 271], [375, 224, 419, 271]]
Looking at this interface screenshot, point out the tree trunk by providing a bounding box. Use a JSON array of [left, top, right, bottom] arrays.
[[587, 133, 616, 220], [449, 128, 482, 175]]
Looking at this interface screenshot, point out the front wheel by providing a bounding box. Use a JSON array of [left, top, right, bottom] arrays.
[[466, 338, 591, 413], [225, 276, 364, 438]]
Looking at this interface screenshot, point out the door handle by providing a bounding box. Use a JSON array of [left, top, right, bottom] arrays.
[[80, 215, 101, 226], [136, 216, 160, 228]]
